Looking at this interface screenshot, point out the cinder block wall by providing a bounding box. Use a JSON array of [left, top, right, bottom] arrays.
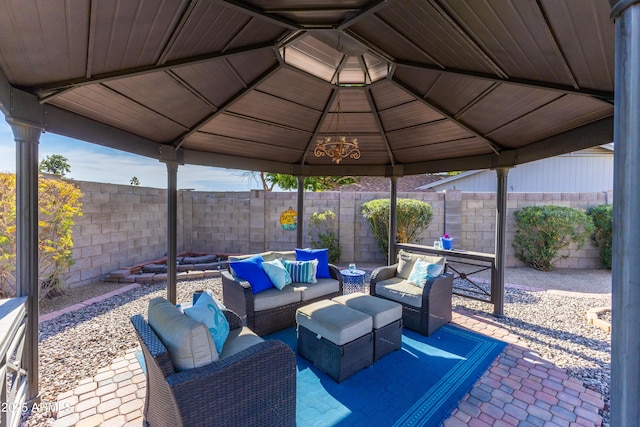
[[68, 182, 171, 288], [64, 179, 612, 289]]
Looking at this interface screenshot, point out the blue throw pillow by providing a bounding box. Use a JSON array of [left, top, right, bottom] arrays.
[[296, 248, 330, 278], [262, 258, 292, 290], [407, 260, 444, 288], [281, 258, 318, 283], [184, 292, 230, 353], [229, 255, 274, 294]]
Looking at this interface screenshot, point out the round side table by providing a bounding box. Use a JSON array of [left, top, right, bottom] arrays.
[[340, 269, 366, 294]]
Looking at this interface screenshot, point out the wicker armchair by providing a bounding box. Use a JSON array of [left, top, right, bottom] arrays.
[[370, 264, 453, 337], [130, 309, 296, 427]]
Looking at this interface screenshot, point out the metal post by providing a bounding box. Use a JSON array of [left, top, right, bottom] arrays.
[[388, 176, 398, 265], [296, 176, 304, 248], [493, 167, 509, 317], [166, 161, 178, 304], [9, 119, 41, 403], [610, 1, 640, 424]]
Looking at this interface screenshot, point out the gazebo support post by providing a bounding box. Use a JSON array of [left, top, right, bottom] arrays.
[[9, 119, 42, 404], [296, 176, 305, 248], [493, 167, 509, 317], [610, 0, 640, 424], [388, 176, 398, 265], [165, 161, 179, 305]]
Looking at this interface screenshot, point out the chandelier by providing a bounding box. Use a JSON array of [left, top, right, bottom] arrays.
[[314, 96, 360, 164]]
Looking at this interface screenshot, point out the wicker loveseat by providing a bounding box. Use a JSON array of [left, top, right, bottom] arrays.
[[370, 250, 454, 336], [222, 250, 343, 336], [130, 297, 296, 427]]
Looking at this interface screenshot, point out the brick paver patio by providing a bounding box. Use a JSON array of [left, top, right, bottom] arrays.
[[48, 306, 605, 427]]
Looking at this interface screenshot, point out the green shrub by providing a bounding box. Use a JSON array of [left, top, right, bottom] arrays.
[[308, 210, 341, 263], [0, 173, 83, 299], [361, 198, 433, 255], [586, 204, 613, 269], [513, 205, 594, 271]]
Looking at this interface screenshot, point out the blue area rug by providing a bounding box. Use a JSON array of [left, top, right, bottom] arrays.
[[266, 325, 506, 427]]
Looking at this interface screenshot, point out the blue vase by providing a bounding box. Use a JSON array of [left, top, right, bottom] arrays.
[[441, 237, 453, 250]]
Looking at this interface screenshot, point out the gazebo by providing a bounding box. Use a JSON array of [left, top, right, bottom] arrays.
[[0, 1, 637, 425]]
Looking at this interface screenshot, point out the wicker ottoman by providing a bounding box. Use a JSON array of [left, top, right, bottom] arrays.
[[296, 300, 373, 383], [332, 293, 403, 361]]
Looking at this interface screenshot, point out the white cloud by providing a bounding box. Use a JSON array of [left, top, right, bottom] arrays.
[[0, 119, 260, 191]]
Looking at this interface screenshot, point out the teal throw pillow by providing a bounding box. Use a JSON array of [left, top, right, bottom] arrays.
[[407, 260, 445, 288], [262, 258, 293, 290], [184, 291, 230, 353], [229, 254, 274, 294], [281, 258, 318, 283], [296, 248, 330, 278]]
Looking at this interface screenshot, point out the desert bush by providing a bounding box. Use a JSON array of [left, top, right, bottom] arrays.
[[0, 173, 83, 299], [513, 205, 594, 271], [361, 198, 433, 255], [308, 210, 341, 263], [586, 204, 613, 269]]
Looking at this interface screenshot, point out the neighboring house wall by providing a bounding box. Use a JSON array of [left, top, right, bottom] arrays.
[[64, 179, 612, 289], [424, 147, 614, 193]]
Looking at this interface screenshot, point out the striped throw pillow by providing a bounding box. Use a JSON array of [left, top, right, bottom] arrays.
[[281, 258, 318, 284]]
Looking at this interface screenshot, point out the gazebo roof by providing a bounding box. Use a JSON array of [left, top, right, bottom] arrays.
[[0, 0, 614, 176]]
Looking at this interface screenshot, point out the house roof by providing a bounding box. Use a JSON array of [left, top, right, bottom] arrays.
[[338, 175, 444, 192], [0, 1, 615, 178]]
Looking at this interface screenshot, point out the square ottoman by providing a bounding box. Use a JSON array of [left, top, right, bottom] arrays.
[[332, 293, 403, 361], [296, 299, 373, 383]]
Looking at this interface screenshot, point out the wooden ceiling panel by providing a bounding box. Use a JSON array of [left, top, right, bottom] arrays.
[[105, 73, 213, 128], [488, 95, 614, 147], [185, 132, 303, 163], [460, 85, 564, 135], [200, 113, 310, 150], [393, 137, 492, 163], [52, 86, 187, 142], [229, 91, 322, 132], [257, 68, 332, 111], [379, 101, 444, 132], [388, 121, 474, 150]]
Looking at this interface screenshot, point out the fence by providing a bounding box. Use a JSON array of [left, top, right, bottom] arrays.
[[64, 180, 612, 289]]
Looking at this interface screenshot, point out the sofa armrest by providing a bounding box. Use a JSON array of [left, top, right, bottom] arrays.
[[328, 263, 344, 294], [221, 270, 255, 319], [369, 263, 399, 296], [222, 309, 244, 331], [422, 272, 453, 305], [168, 340, 296, 426]]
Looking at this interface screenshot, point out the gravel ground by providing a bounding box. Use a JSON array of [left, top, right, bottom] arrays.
[[22, 273, 612, 426]]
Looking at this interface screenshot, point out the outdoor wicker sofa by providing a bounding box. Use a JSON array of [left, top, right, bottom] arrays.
[[130, 297, 296, 427], [222, 250, 343, 336], [370, 250, 454, 336]]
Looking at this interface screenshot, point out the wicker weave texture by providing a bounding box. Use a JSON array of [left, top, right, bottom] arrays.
[[373, 319, 403, 361], [370, 269, 453, 337], [223, 263, 344, 336], [130, 309, 297, 426], [297, 325, 373, 383]]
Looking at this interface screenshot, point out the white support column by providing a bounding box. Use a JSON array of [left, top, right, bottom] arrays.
[[8, 119, 42, 403], [610, 0, 640, 424]]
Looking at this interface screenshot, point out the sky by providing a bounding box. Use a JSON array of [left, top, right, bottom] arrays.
[[0, 119, 264, 191]]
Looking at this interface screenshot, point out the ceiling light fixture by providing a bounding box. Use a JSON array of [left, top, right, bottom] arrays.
[[314, 94, 360, 164]]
